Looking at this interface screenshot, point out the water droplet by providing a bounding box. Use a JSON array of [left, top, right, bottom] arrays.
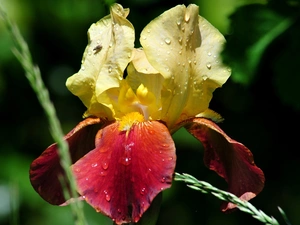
[[95, 207, 101, 212], [149, 129, 155, 134], [164, 38, 171, 45], [105, 194, 111, 202], [176, 20, 181, 26], [207, 52, 212, 56], [142, 36, 147, 40], [121, 157, 132, 166], [134, 216, 140, 223], [109, 42, 113, 48], [179, 51, 182, 55], [100, 171, 107, 176], [193, 60, 197, 65], [162, 158, 165, 162], [81, 66, 85, 71], [178, 37, 182, 44], [147, 29, 151, 33], [168, 157, 173, 161], [203, 75, 208, 80], [118, 208, 122, 213], [91, 163, 98, 168], [184, 13, 190, 22], [102, 162, 108, 170], [108, 66, 112, 73], [206, 63, 212, 70], [85, 177, 89, 181], [148, 168, 152, 172], [181, 27, 185, 32], [82, 195, 86, 199], [161, 177, 166, 183], [140, 187, 146, 195], [188, 60, 192, 64]]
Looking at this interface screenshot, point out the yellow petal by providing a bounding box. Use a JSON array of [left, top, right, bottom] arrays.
[[126, 49, 164, 120], [66, 3, 135, 119], [140, 4, 230, 127]]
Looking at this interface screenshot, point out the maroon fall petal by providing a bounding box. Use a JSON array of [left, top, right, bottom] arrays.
[[72, 121, 176, 224], [184, 117, 265, 211], [29, 117, 104, 205]]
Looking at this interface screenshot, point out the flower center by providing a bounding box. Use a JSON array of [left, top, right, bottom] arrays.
[[118, 112, 144, 131]]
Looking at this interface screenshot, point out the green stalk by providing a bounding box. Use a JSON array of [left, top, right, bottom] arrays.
[[0, 6, 87, 225]]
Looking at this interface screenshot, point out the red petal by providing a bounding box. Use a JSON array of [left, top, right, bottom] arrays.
[[184, 117, 265, 211], [29, 117, 104, 205], [72, 121, 176, 224]]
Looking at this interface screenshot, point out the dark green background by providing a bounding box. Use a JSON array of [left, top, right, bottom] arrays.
[[1, 0, 300, 224]]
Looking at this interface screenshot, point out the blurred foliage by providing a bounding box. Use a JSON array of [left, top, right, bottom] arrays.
[[1, 0, 300, 225]]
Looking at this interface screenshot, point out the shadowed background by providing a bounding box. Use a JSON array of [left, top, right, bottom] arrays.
[[0, 0, 300, 224]]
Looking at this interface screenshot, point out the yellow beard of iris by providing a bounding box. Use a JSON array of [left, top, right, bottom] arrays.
[[118, 112, 145, 132]]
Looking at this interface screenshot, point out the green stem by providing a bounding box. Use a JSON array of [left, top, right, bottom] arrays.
[[174, 172, 280, 225], [0, 6, 87, 225]]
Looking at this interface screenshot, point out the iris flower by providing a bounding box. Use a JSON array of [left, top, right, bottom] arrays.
[[30, 4, 265, 224]]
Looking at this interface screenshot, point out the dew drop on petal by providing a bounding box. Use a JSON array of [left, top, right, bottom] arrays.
[[184, 13, 190, 22], [140, 187, 146, 195], [208, 52, 212, 56], [134, 216, 140, 223], [117, 208, 122, 213], [100, 171, 107, 176], [102, 162, 109, 170], [91, 163, 98, 168], [206, 63, 212, 70], [176, 20, 181, 26], [164, 38, 171, 45], [108, 66, 112, 73], [161, 177, 166, 183], [105, 194, 111, 202], [203, 75, 208, 81]]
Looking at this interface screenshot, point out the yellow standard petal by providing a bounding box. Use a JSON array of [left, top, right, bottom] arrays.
[[126, 48, 164, 120], [66, 3, 135, 119], [140, 4, 231, 128]]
